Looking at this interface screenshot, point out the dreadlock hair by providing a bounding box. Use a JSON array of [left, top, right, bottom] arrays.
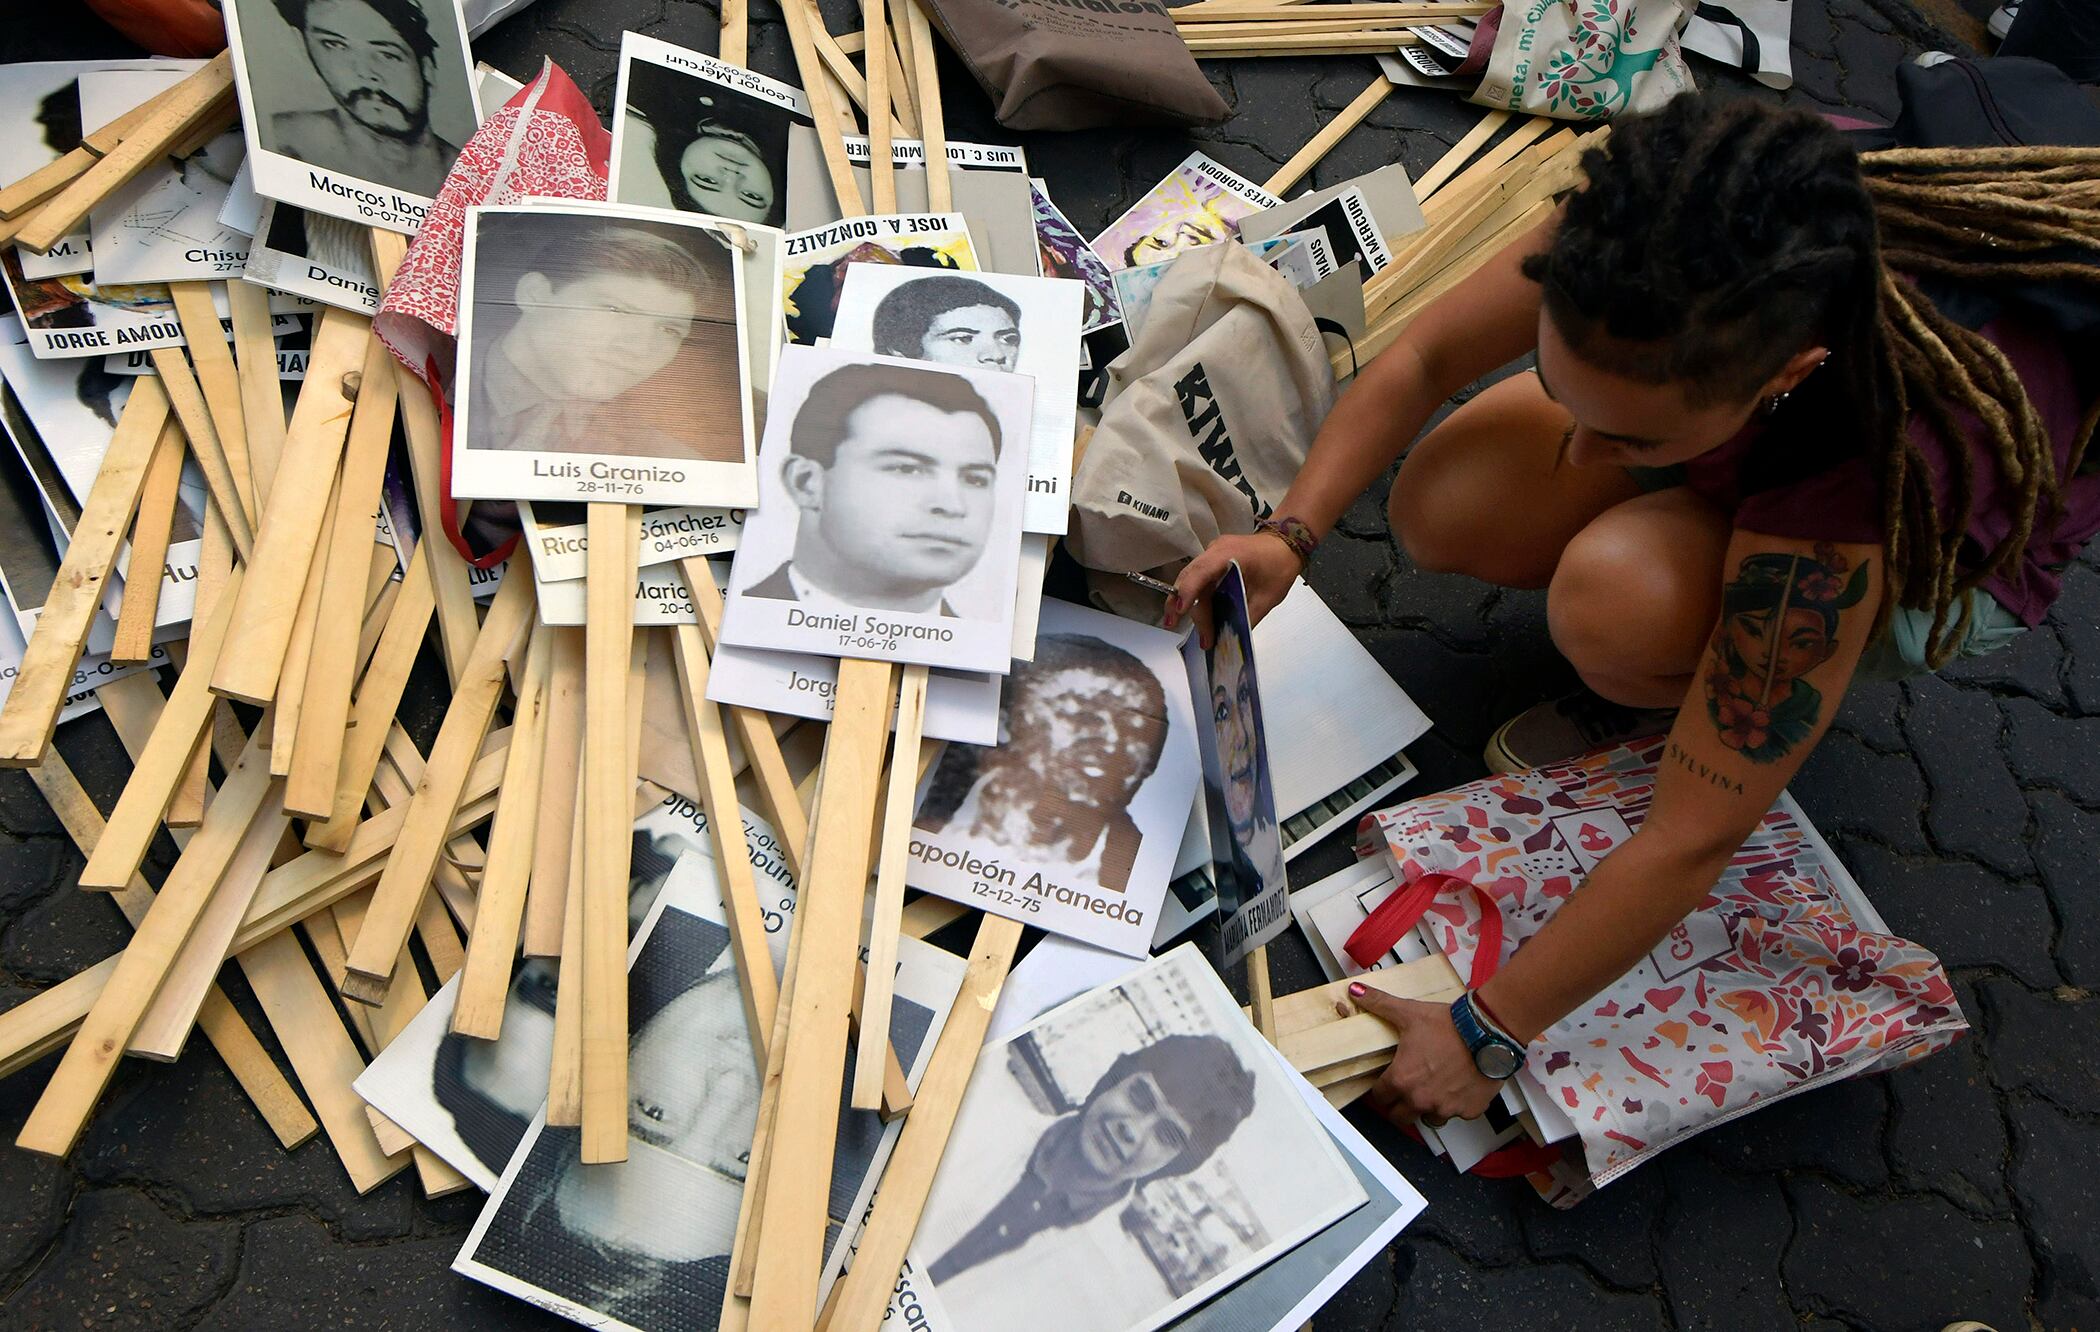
[[1523, 93, 2100, 668]]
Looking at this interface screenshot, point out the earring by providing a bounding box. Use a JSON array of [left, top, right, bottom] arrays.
[[1764, 389, 1793, 416]]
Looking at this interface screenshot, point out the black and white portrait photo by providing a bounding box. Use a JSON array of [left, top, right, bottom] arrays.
[[907, 599, 1200, 955], [718, 345, 1032, 675], [608, 34, 811, 230], [454, 853, 964, 1332], [832, 266, 1085, 535], [448, 204, 758, 510], [223, 0, 477, 225], [243, 200, 383, 313], [913, 945, 1366, 1332]]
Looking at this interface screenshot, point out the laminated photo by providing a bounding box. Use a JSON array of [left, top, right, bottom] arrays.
[[453, 850, 966, 1330], [608, 33, 812, 230], [1089, 152, 1279, 274], [1185, 564, 1290, 967], [1236, 162, 1426, 256], [1268, 229, 1339, 288], [832, 266, 1084, 534], [0, 60, 174, 281], [781, 212, 977, 347], [78, 68, 251, 286], [534, 561, 702, 627], [910, 944, 1366, 1332], [449, 204, 758, 509], [1030, 179, 1119, 334], [1, 251, 183, 362], [1277, 187, 1392, 280], [355, 807, 795, 1190], [717, 345, 1032, 675], [243, 200, 384, 313], [905, 599, 1202, 956], [518, 499, 745, 584], [221, 0, 478, 232], [704, 640, 1002, 746]]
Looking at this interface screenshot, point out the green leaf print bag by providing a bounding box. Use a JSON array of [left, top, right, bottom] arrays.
[[1470, 0, 1699, 120]]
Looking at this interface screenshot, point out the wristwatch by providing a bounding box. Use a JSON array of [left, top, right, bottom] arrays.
[[1450, 990, 1525, 1080]]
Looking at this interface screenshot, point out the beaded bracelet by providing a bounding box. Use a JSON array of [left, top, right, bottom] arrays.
[[1255, 515, 1318, 564]]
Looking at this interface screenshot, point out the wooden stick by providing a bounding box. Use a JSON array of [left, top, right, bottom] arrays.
[[15, 724, 276, 1157], [580, 504, 641, 1163], [1183, 34, 1424, 54], [546, 785, 588, 1127], [110, 419, 185, 663], [851, 663, 927, 1109], [1180, 14, 1453, 34], [1264, 76, 1391, 197], [0, 378, 170, 767], [1247, 943, 1277, 1042], [806, 22, 900, 138], [453, 624, 554, 1039], [26, 748, 317, 1150], [902, 0, 950, 211], [1175, 1, 1490, 17], [719, 0, 749, 64], [524, 628, 585, 955], [268, 473, 339, 776], [210, 307, 371, 705], [303, 904, 381, 1053], [685, 561, 809, 878], [416, 887, 467, 985], [166, 281, 257, 526], [848, 960, 914, 1119], [748, 656, 895, 1327], [149, 347, 256, 559], [900, 893, 968, 939], [866, 0, 897, 213], [340, 567, 532, 1004], [226, 282, 288, 507], [0, 91, 163, 217], [283, 337, 399, 815], [387, 364, 480, 688], [781, 0, 868, 214], [303, 545, 437, 850], [373, 724, 487, 932], [15, 53, 236, 254], [819, 912, 1025, 1332], [667, 621, 780, 1058], [1413, 109, 1513, 197]]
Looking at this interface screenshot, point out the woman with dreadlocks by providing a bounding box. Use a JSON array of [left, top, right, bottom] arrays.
[[1167, 90, 2098, 1125]]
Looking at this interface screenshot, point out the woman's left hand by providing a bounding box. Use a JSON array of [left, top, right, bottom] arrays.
[[1347, 984, 1503, 1126]]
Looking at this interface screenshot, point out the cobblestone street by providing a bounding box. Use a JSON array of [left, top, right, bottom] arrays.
[[3, 1, 2095, 1328]]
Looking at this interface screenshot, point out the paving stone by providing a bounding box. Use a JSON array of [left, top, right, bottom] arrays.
[[0, 769, 64, 841], [1975, 978, 2100, 1108], [193, 1214, 568, 1332], [0, 1028, 73, 1284], [1903, 682, 2034, 877], [1790, 730, 1933, 856], [2030, 792, 2100, 988], [2001, 696, 2100, 806], [1387, 1239, 1671, 1328], [2051, 564, 2100, 714], [1519, 1159, 1661, 1291], [1830, 676, 1907, 751], [1308, 532, 1396, 628], [1844, 842, 2060, 990], [0, 836, 68, 920], [1342, 1111, 1527, 1266], [1886, 1037, 2012, 1215], [1937, 619, 2067, 709], [2007, 1098, 2100, 1330], [1782, 1176, 2031, 1331], [1, 875, 139, 985], [4, 1188, 238, 1331], [1694, 1075, 1891, 1192], [1654, 1161, 1795, 1332]]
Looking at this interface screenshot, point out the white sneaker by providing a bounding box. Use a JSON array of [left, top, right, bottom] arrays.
[[1989, 0, 2021, 41]]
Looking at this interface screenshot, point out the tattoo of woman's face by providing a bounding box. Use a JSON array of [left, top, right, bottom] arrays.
[[1704, 544, 1868, 762]]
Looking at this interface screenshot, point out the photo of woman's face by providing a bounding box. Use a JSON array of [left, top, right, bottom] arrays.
[[679, 133, 774, 222], [1211, 628, 1259, 843]]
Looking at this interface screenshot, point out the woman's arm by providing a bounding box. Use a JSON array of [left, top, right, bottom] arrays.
[[1351, 530, 1885, 1123], [1167, 218, 1552, 631]]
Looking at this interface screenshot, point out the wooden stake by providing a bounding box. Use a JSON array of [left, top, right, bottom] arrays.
[[1182, 34, 1423, 54], [172, 509, 232, 826], [901, 0, 950, 211], [1263, 77, 1392, 196], [340, 566, 532, 1004], [866, 0, 897, 213], [1247, 943, 1277, 1042], [720, 0, 749, 65], [580, 504, 641, 1163], [110, 418, 185, 663], [781, 0, 868, 214], [210, 307, 371, 705], [851, 662, 927, 1109], [372, 724, 487, 932], [819, 912, 1025, 1332], [166, 281, 257, 525], [15, 53, 236, 254], [283, 337, 399, 815], [748, 657, 895, 1328], [226, 281, 288, 505], [453, 623, 554, 1039], [0, 378, 170, 767], [149, 346, 256, 559], [523, 628, 585, 955], [387, 364, 480, 688], [0, 93, 162, 218], [303, 545, 437, 848], [1175, 0, 1490, 17], [899, 893, 968, 939], [685, 560, 809, 878], [268, 473, 340, 776], [1412, 109, 1513, 197], [16, 724, 277, 1157]]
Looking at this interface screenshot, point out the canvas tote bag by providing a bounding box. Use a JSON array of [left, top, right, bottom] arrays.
[[919, 0, 1230, 130], [1469, 0, 1699, 120], [1065, 243, 1335, 621]]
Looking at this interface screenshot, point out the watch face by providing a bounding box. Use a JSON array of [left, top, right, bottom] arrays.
[[1477, 1043, 1521, 1080]]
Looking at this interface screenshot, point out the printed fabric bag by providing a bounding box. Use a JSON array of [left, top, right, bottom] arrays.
[[1468, 0, 1699, 120], [1353, 740, 1967, 1206], [917, 0, 1229, 130], [1064, 243, 1334, 621]]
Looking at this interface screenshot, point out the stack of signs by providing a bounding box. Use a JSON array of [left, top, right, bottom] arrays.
[[784, 127, 1039, 280]]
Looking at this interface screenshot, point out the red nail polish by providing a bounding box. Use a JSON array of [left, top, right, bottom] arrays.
[[1348, 982, 1367, 997]]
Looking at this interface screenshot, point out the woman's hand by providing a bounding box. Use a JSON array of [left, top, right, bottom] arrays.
[[1347, 983, 1502, 1127], [1163, 532, 1302, 646]]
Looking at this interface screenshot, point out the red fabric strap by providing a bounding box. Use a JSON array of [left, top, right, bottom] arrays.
[[425, 357, 518, 570]]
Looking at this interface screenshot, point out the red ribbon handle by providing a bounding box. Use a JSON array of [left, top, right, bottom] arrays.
[[425, 357, 520, 570]]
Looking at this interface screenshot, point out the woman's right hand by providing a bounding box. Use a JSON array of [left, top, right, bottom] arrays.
[[1164, 531, 1304, 647]]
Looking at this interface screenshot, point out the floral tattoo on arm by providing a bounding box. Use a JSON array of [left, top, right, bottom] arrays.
[[1704, 542, 1870, 762]]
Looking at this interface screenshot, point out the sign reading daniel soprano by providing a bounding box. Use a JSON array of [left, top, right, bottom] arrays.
[[717, 344, 1032, 675], [449, 204, 759, 511], [222, 0, 478, 233]]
